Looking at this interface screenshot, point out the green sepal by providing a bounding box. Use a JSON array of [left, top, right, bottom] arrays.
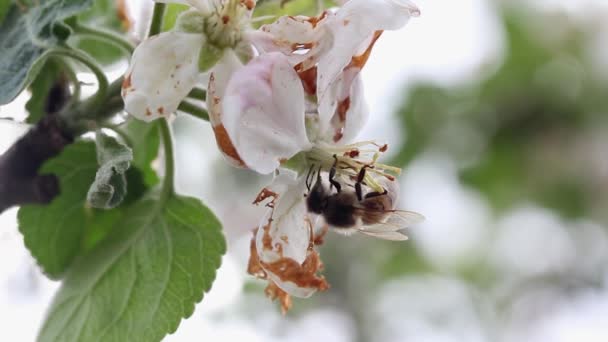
[[198, 44, 224, 72]]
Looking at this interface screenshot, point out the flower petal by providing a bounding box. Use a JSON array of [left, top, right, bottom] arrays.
[[122, 31, 203, 122], [320, 69, 369, 143], [256, 174, 309, 265], [316, 0, 418, 131], [207, 50, 246, 168], [251, 15, 322, 67], [254, 174, 328, 298], [221, 52, 312, 174]]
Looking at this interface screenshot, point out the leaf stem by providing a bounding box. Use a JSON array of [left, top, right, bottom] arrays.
[[47, 47, 109, 110], [53, 57, 81, 104], [187, 88, 207, 101], [159, 120, 175, 200], [148, 3, 167, 36], [70, 23, 135, 54], [148, 3, 174, 200], [178, 101, 209, 121]]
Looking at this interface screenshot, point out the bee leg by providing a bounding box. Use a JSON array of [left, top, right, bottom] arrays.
[[305, 164, 315, 192], [329, 154, 342, 193], [364, 190, 388, 199], [355, 166, 369, 201]]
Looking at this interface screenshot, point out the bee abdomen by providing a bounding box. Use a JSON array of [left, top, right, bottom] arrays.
[[361, 196, 392, 225]]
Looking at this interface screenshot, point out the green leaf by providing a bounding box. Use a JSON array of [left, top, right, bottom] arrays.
[[38, 193, 226, 342], [86, 132, 133, 209], [119, 120, 161, 186], [18, 141, 99, 279], [24, 58, 65, 124], [0, 0, 94, 104]]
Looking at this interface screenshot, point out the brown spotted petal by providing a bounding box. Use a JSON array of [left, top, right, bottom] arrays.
[[315, 0, 419, 134], [122, 31, 203, 122], [207, 50, 247, 168], [248, 14, 324, 68], [252, 173, 327, 298], [322, 68, 369, 144]]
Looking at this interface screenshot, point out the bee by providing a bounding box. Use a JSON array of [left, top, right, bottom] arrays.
[[305, 158, 424, 240]]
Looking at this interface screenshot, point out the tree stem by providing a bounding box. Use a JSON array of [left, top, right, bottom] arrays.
[[0, 116, 73, 212]]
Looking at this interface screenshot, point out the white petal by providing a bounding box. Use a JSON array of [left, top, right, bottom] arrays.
[[339, 73, 368, 142], [316, 0, 418, 129], [249, 14, 333, 72], [256, 177, 309, 264], [222, 52, 312, 174], [207, 50, 244, 125], [206, 50, 247, 168], [320, 69, 368, 143], [122, 31, 203, 122], [255, 177, 320, 298]]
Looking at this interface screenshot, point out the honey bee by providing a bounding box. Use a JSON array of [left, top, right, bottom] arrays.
[[305, 159, 424, 240]]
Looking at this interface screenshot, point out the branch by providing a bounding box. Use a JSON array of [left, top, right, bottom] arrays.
[[0, 115, 73, 212]]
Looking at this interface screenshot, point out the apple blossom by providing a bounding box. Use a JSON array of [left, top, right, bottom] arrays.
[[213, 50, 422, 309], [202, 0, 423, 310], [121, 0, 255, 122], [210, 0, 420, 171]]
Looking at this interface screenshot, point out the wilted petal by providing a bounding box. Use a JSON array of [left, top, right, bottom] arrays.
[[250, 15, 322, 67], [122, 31, 203, 122], [254, 175, 327, 298], [256, 175, 309, 265], [222, 52, 312, 174]]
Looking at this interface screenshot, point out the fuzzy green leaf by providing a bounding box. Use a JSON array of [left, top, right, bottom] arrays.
[[86, 132, 133, 209], [0, 0, 93, 104], [38, 193, 226, 342]]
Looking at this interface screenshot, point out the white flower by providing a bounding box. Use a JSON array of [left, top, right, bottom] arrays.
[[121, 0, 255, 122], [222, 52, 418, 299], [210, 0, 419, 171], [208, 0, 422, 301], [250, 0, 420, 141]]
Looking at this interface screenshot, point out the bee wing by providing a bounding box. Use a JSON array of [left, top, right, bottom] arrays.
[[386, 210, 425, 227], [355, 210, 424, 241], [358, 229, 409, 241]]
